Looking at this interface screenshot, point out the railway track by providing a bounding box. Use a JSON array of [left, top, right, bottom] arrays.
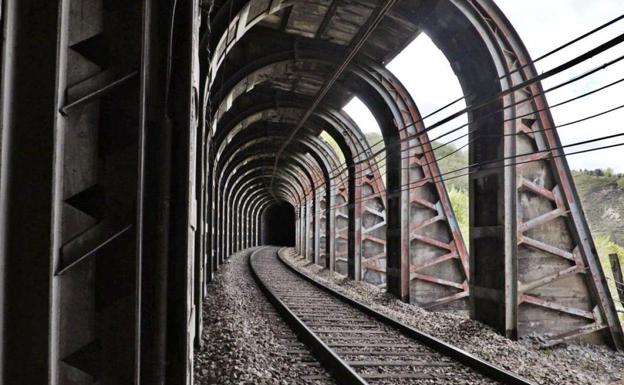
[[249, 246, 535, 385]]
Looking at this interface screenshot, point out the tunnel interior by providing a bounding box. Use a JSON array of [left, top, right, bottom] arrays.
[[261, 202, 296, 246], [1, 2, 622, 384]]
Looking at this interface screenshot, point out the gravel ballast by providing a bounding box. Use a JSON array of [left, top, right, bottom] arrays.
[[282, 249, 624, 385], [194, 248, 335, 385]]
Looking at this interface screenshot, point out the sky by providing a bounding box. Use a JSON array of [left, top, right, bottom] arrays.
[[343, 0, 624, 172]]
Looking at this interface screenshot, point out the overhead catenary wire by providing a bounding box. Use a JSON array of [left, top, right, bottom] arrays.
[[322, 80, 624, 191], [313, 133, 624, 212], [270, 0, 399, 196], [296, 96, 624, 200], [233, 15, 624, 206], [345, 14, 624, 162], [281, 128, 624, 208], [356, 100, 624, 181], [321, 51, 624, 186], [274, 39, 624, 194], [217, 15, 624, 195]]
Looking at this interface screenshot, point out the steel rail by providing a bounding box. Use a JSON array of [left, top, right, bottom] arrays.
[[271, 247, 536, 385], [248, 247, 367, 385]]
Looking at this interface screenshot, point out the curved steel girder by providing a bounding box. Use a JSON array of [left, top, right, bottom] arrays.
[[215, 119, 339, 175], [245, 192, 276, 247], [229, 155, 317, 209], [203, 56, 409, 197], [205, 0, 624, 347], [213, 92, 364, 156], [220, 150, 315, 205], [206, 0, 294, 86], [211, 50, 407, 140], [421, 1, 623, 347], [215, 95, 371, 165], [253, 197, 274, 246], [219, 158, 302, 252], [212, 118, 325, 166], [246, 196, 267, 246], [241, 182, 290, 213], [214, 115, 344, 249], [218, 137, 319, 198], [221, 171, 297, 256], [218, 131, 334, 196], [246, 187, 292, 236], [234, 181, 271, 236], [251, 194, 276, 238], [230, 186, 267, 253], [237, 172, 304, 223], [239, 183, 278, 228], [236, 185, 292, 250], [243, 183, 296, 226], [213, 103, 383, 211], [213, 120, 344, 201], [204, 0, 519, 146], [212, 107, 332, 169], [231, 167, 305, 236], [233, 170, 297, 210], [209, 46, 471, 303], [216, 104, 355, 173], [231, 135, 336, 255], [213, 104, 364, 279], [208, 46, 467, 272], [233, 183, 265, 250], [239, 175, 298, 214], [205, 23, 467, 208], [210, 59, 338, 123], [211, 87, 383, 193], [214, 129, 330, 226], [211, 137, 312, 259], [205, 52, 458, 262], [232, 167, 305, 224], [207, 48, 426, 182], [202, 43, 470, 250], [227, 139, 324, 195], [216, 156, 303, 256], [246, 189, 292, 218], [250, 194, 275, 228], [214, 128, 323, 198], [223, 160, 305, 220], [246, 195, 269, 247], [217, 139, 313, 196], [205, 1, 497, 106]]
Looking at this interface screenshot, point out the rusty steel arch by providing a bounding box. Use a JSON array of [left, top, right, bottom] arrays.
[[213, 98, 383, 279], [219, 156, 309, 257], [210, 48, 469, 307], [224, 131, 340, 261], [203, 0, 624, 348]]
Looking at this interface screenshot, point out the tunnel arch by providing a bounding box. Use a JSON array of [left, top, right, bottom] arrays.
[[210, 48, 469, 303], [4, 3, 624, 384], [203, 0, 624, 353], [261, 201, 296, 246]]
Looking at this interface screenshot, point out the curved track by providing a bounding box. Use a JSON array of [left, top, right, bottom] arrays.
[[249, 247, 535, 385]]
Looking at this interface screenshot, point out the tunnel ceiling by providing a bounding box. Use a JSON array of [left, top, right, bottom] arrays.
[[208, 0, 430, 206]]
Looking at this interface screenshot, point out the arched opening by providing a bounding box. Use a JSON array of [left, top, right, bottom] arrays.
[[261, 202, 296, 246], [201, 0, 624, 348]]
